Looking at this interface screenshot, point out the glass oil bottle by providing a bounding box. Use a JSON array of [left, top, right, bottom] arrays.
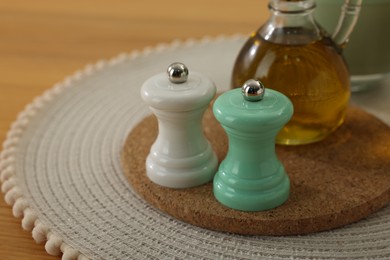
[[232, 0, 362, 145]]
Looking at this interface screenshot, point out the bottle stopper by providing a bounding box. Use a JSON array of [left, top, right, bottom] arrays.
[[140, 62, 218, 188], [212, 79, 294, 211]]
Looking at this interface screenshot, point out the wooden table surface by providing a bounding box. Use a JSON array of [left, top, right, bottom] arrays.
[[0, 1, 267, 259]]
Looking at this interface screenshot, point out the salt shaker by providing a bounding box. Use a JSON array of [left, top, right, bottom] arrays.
[[213, 79, 293, 211], [141, 62, 218, 188]]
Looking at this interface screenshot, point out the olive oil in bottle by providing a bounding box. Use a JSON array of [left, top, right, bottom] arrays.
[[232, 31, 350, 145], [232, 0, 353, 145]]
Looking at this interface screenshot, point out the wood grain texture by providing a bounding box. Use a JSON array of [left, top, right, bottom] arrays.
[[0, 0, 267, 258]]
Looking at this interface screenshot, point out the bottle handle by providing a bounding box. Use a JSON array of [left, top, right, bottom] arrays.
[[332, 0, 363, 48]]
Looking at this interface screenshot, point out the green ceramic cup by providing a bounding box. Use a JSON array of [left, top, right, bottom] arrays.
[[315, 0, 390, 91]]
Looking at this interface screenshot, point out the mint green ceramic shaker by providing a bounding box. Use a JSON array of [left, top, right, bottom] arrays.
[[213, 79, 293, 211]]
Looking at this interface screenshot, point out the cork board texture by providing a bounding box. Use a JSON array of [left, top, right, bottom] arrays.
[[121, 106, 390, 235]]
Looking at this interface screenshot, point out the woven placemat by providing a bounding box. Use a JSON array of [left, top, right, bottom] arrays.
[[122, 106, 390, 236], [1, 35, 390, 259]]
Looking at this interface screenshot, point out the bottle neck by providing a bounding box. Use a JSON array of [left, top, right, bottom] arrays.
[[259, 0, 322, 45], [269, 0, 315, 13]]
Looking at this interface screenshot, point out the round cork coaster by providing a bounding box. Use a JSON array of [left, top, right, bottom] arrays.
[[121, 106, 390, 235]]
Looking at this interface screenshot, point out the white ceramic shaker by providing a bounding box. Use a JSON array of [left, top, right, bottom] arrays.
[[140, 62, 218, 188]]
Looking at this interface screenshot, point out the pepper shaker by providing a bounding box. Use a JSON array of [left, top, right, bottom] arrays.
[[213, 79, 293, 211], [141, 62, 218, 188]]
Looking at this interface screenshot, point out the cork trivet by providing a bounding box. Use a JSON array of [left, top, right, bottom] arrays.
[[121, 106, 390, 235]]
